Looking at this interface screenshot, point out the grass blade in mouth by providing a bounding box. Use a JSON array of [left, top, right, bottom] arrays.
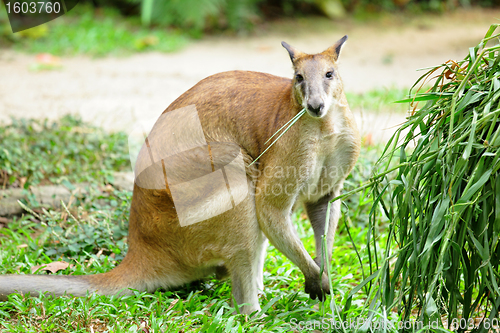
[[249, 108, 306, 166], [264, 108, 306, 145]]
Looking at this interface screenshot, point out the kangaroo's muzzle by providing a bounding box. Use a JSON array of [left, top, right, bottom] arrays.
[[306, 101, 325, 117]]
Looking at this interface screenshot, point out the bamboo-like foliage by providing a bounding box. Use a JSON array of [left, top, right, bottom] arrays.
[[355, 24, 500, 331]]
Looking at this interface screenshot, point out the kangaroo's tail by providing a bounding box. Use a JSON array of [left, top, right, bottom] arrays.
[[0, 263, 138, 301]]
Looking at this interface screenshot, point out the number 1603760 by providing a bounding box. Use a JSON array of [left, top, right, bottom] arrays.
[[5, 2, 61, 14]]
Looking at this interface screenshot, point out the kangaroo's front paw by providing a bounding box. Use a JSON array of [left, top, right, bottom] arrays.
[[304, 274, 330, 301]]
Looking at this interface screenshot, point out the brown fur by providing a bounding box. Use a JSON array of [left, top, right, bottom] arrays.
[[0, 37, 361, 314]]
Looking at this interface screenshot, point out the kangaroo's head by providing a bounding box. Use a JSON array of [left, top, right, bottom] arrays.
[[282, 36, 348, 118]]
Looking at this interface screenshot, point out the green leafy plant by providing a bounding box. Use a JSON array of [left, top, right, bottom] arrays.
[[136, 0, 262, 35], [358, 23, 500, 331]]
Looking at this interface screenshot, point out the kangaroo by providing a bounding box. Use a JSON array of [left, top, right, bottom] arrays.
[[0, 36, 360, 314]]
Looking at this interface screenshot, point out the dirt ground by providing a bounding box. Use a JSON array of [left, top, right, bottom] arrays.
[[1, 8, 499, 144]]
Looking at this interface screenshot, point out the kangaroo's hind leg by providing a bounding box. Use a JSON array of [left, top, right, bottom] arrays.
[[225, 231, 267, 315], [256, 238, 268, 293]]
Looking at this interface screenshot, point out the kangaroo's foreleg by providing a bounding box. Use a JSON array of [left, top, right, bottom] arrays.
[[255, 190, 329, 301]]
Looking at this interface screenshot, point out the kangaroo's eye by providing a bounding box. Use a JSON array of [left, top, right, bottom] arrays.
[[295, 74, 304, 83], [325, 71, 334, 79]]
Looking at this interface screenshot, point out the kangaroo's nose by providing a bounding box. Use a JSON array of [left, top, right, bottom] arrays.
[[307, 103, 324, 116]]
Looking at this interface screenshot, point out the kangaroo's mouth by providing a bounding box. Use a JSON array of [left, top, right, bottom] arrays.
[[305, 102, 327, 118], [306, 107, 327, 118]]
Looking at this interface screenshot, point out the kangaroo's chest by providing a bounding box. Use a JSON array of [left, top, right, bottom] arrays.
[[297, 115, 359, 202]]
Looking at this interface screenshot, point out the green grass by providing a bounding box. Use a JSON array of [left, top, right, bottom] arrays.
[[346, 87, 411, 114], [0, 115, 391, 332], [0, 204, 382, 332], [0, 4, 187, 56], [0, 115, 130, 189], [0, 193, 382, 331]]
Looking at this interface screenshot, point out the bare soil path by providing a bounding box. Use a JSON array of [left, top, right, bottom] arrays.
[[1, 9, 499, 144]]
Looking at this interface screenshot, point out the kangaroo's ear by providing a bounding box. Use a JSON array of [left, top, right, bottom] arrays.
[[281, 41, 305, 63], [323, 35, 348, 61]]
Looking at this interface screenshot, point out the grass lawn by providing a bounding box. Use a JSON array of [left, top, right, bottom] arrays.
[[0, 116, 390, 332], [346, 87, 411, 114], [0, 4, 187, 56]]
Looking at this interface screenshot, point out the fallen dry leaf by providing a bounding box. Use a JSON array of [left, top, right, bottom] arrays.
[[31, 261, 69, 274], [0, 216, 9, 229], [35, 53, 60, 65], [363, 133, 374, 147], [19, 177, 27, 189], [103, 184, 114, 193], [87, 248, 104, 268], [166, 299, 179, 312], [30, 53, 62, 71]]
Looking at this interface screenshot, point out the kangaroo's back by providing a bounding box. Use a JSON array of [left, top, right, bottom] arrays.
[[164, 70, 297, 159]]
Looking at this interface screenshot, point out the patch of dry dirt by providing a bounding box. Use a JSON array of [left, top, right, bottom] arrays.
[[0, 8, 498, 144]]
